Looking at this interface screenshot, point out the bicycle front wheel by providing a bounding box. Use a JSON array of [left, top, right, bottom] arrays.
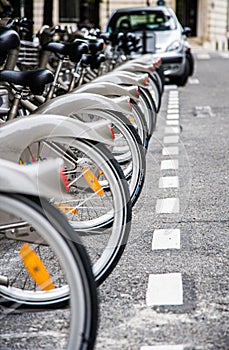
[[0, 193, 98, 349], [19, 138, 132, 285]]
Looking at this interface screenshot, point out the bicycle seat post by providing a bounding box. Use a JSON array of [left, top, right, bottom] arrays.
[[7, 88, 29, 121], [46, 58, 64, 101]]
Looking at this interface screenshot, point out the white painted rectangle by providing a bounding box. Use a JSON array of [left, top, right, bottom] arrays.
[[161, 159, 178, 170], [196, 53, 210, 60], [164, 85, 178, 90], [163, 135, 179, 144], [166, 120, 179, 126], [165, 126, 180, 134], [162, 146, 179, 156], [168, 101, 179, 104], [166, 114, 179, 120], [146, 273, 183, 305], [141, 345, 184, 350], [188, 78, 200, 84], [152, 229, 180, 250], [168, 104, 179, 109], [159, 176, 179, 188], [167, 109, 179, 114], [156, 198, 180, 213], [169, 89, 178, 93]]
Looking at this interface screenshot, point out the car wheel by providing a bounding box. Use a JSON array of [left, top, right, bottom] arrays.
[[171, 58, 190, 86], [186, 51, 194, 76]]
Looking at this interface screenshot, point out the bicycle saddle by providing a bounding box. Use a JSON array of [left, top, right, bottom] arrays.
[[79, 38, 104, 55], [0, 29, 20, 52], [82, 53, 105, 69], [42, 40, 89, 62], [0, 69, 54, 95]]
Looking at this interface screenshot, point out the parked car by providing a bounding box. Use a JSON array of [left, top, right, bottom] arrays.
[[104, 6, 194, 86]]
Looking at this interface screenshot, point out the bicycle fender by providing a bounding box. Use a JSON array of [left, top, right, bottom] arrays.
[[116, 62, 154, 73], [0, 158, 71, 200], [93, 71, 149, 88], [74, 82, 139, 101], [34, 92, 131, 117], [0, 114, 114, 162]]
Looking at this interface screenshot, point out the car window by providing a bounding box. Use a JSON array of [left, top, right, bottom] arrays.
[[108, 11, 177, 33]]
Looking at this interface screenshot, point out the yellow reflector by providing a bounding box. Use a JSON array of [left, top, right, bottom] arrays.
[[129, 117, 135, 123], [82, 167, 104, 196], [20, 243, 55, 291], [55, 203, 78, 215]]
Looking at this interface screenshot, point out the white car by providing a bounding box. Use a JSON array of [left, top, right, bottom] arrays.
[[105, 5, 194, 86]]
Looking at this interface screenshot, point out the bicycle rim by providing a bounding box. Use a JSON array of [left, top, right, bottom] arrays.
[[19, 138, 132, 285]]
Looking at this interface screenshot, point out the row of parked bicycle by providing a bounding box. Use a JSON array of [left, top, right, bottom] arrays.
[[0, 18, 164, 349]]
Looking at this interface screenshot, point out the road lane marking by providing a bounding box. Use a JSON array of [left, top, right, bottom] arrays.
[[146, 273, 183, 306], [166, 114, 179, 120], [166, 120, 179, 125], [167, 109, 179, 114], [159, 176, 179, 188], [188, 77, 200, 84], [165, 126, 180, 134], [152, 229, 180, 250], [156, 198, 180, 213], [163, 135, 179, 143], [161, 159, 178, 170], [196, 53, 210, 60], [219, 52, 229, 58], [141, 346, 184, 350], [162, 146, 179, 155], [168, 104, 179, 109], [164, 85, 178, 90]]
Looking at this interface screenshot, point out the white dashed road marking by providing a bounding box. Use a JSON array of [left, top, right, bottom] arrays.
[[141, 345, 184, 350], [167, 108, 179, 114], [164, 126, 180, 134], [162, 146, 179, 155], [166, 120, 179, 125], [161, 159, 178, 170], [146, 273, 183, 306], [188, 77, 200, 84], [159, 176, 179, 188], [152, 229, 180, 250], [163, 135, 179, 144], [156, 198, 180, 213], [196, 53, 211, 60], [166, 113, 179, 120]]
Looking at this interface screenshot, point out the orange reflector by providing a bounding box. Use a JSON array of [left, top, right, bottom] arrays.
[[55, 203, 78, 215], [129, 117, 135, 123], [20, 243, 55, 291], [82, 167, 104, 196]]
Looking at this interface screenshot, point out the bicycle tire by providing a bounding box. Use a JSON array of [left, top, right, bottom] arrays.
[[0, 193, 98, 349], [75, 109, 146, 206]]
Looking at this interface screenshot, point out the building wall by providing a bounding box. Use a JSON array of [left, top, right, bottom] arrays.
[[204, 0, 228, 50], [32, 0, 228, 51]]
